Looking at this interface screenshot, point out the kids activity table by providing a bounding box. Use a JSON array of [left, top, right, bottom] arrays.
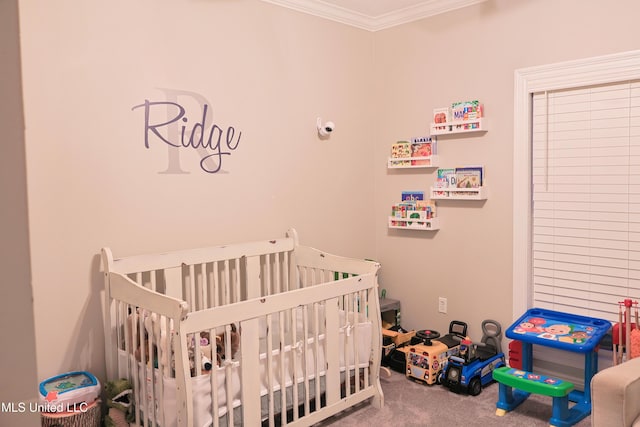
[[502, 307, 611, 425]]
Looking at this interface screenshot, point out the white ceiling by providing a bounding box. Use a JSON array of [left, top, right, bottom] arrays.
[[260, 0, 487, 31]]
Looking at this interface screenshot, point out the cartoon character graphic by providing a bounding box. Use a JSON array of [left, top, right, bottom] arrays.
[[559, 330, 589, 344], [513, 317, 546, 334], [538, 323, 573, 340]]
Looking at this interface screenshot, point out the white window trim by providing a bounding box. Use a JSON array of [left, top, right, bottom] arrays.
[[513, 50, 640, 319]]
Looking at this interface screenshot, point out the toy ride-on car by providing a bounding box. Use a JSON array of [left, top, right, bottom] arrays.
[[440, 319, 506, 396], [406, 321, 468, 385]]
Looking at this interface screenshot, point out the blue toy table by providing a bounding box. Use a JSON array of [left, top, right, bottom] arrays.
[[501, 308, 611, 426]]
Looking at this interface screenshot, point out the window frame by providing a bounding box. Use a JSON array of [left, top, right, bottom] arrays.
[[513, 50, 640, 318]]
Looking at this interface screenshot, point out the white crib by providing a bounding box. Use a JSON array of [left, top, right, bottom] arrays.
[[101, 228, 384, 426]]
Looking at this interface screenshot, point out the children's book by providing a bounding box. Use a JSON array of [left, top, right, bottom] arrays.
[[410, 141, 432, 165], [433, 107, 450, 127], [391, 141, 412, 166], [417, 199, 437, 219], [451, 100, 483, 122], [435, 168, 456, 188], [402, 191, 425, 202], [455, 166, 484, 188]]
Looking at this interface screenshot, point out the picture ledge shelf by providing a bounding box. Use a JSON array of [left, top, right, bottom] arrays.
[[388, 217, 440, 231], [430, 186, 488, 200], [430, 118, 487, 136], [388, 155, 439, 169]]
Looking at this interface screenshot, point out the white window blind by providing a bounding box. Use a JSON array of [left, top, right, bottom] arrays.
[[531, 81, 640, 323]]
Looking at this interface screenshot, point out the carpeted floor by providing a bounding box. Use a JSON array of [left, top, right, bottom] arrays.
[[315, 370, 592, 427]]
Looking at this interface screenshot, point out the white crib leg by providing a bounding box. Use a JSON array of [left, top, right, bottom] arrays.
[[371, 373, 385, 409]]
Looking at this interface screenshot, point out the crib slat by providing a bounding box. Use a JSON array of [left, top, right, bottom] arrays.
[[279, 310, 287, 425], [196, 263, 205, 311], [239, 317, 260, 426], [210, 262, 219, 308], [324, 299, 341, 406], [284, 250, 291, 293], [290, 307, 299, 421], [147, 322, 157, 426], [265, 314, 275, 427], [128, 305, 142, 426], [245, 256, 260, 300], [273, 253, 280, 297], [313, 303, 322, 410], [134, 271, 142, 287], [342, 294, 352, 396], [352, 292, 360, 394], [224, 333, 235, 427], [185, 264, 195, 312], [222, 259, 230, 305], [158, 316, 168, 427], [301, 305, 311, 417], [175, 327, 194, 427], [233, 258, 241, 303], [263, 254, 272, 296], [209, 331, 221, 427]]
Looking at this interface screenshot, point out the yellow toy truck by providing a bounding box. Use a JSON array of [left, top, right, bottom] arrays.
[[406, 321, 468, 385]]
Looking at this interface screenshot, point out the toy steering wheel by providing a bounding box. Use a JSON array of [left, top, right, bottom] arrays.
[[416, 329, 441, 345]]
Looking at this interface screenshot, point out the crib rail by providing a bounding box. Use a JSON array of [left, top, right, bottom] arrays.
[[294, 245, 380, 278], [180, 274, 380, 427], [108, 237, 295, 276], [102, 229, 383, 427]]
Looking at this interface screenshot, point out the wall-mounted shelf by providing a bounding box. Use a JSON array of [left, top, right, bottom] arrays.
[[387, 155, 439, 169], [430, 118, 487, 136], [388, 216, 440, 230], [430, 186, 488, 200]]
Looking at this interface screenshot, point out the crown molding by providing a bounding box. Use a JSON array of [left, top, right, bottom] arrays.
[[260, 0, 487, 31]]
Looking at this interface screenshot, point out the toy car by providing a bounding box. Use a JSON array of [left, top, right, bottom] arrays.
[[440, 319, 506, 396], [406, 321, 468, 385]]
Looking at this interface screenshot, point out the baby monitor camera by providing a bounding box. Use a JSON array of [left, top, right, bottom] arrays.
[[317, 118, 335, 137]]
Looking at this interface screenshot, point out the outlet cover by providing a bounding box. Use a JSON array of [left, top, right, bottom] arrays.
[[438, 297, 447, 313]]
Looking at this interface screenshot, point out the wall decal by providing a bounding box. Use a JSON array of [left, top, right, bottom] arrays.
[[132, 90, 242, 174]]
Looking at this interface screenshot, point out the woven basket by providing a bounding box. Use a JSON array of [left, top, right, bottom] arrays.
[[41, 399, 101, 427]]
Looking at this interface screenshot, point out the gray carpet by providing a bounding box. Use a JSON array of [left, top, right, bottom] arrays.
[[315, 370, 592, 427]]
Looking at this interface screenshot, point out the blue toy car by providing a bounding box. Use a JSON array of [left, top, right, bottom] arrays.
[[440, 319, 506, 396]]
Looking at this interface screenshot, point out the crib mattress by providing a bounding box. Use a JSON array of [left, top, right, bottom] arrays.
[[119, 318, 372, 426]]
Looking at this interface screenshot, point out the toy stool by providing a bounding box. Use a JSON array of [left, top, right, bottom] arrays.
[[493, 367, 575, 427]]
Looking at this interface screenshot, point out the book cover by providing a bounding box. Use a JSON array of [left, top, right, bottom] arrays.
[[435, 168, 456, 188], [417, 199, 437, 218], [411, 136, 433, 144], [455, 166, 484, 188], [411, 141, 432, 165], [391, 141, 411, 166], [401, 191, 425, 202], [433, 107, 450, 127], [451, 100, 483, 122]]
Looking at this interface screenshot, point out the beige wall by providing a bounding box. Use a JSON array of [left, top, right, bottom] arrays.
[[17, 0, 376, 383], [373, 0, 640, 341], [7, 0, 640, 415], [0, 0, 39, 425]]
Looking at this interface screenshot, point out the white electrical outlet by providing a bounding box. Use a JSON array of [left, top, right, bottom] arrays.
[[438, 297, 447, 314]]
